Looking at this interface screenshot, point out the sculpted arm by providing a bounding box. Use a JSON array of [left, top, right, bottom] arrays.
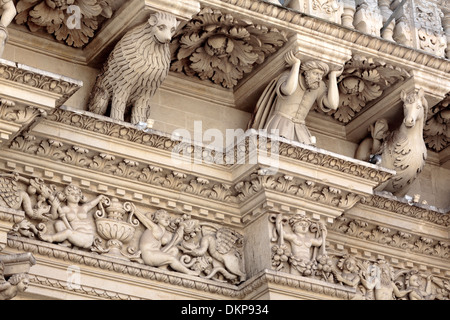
[[82, 194, 108, 212], [280, 51, 301, 96], [0, 1, 16, 28], [322, 68, 343, 111]]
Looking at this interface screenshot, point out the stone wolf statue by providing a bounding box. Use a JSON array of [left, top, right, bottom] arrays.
[[88, 12, 179, 125]]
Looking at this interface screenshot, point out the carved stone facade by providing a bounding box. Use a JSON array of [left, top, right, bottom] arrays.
[[0, 0, 448, 301]]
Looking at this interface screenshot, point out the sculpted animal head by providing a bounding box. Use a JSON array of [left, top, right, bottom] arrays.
[[148, 12, 179, 44], [400, 88, 428, 129]]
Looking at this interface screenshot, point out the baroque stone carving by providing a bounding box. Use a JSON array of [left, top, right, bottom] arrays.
[[0, 61, 82, 107], [357, 89, 429, 197], [92, 197, 140, 260], [331, 215, 449, 258], [424, 93, 449, 152], [15, 0, 114, 48], [38, 184, 108, 249], [323, 56, 410, 124], [0, 100, 46, 126], [353, 0, 383, 37], [2, 173, 246, 285], [170, 8, 288, 89], [88, 12, 179, 124], [270, 214, 332, 279], [285, 0, 344, 24], [248, 50, 343, 145], [0, 0, 16, 57], [393, 0, 447, 57], [0, 253, 35, 300], [0, 172, 55, 221], [134, 208, 246, 284]]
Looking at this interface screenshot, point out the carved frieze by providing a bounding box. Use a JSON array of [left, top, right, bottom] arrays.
[[1, 173, 246, 285], [267, 213, 450, 299], [170, 8, 288, 88], [15, 0, 114, 48]]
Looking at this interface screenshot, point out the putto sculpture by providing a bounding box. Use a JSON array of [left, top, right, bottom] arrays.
[[88, 11, 179, 125], [248, 50, 343, 145]]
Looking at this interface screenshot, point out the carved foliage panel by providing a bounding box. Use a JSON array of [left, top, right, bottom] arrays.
[[316, 55, 411, 124], [15, 0, 115, 48], [170, 8, 288, 88]]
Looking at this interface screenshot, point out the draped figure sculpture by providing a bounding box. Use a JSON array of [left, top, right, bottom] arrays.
[[248, 50, 343, 145]]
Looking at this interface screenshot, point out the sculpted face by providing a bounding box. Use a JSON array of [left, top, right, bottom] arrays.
[[149, 14, 179, 44], [304, 69, 324, 90]]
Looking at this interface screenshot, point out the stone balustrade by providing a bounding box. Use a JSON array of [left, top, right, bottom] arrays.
[[266, 0, 449, 59]]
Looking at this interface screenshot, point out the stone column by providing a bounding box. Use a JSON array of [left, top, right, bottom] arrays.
[[378, 0, 395, 41], [341, 0, 357, 29]]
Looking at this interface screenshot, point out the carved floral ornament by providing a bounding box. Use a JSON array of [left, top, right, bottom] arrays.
[[15, 0, 114, 48], [170, 7, 288, 89]]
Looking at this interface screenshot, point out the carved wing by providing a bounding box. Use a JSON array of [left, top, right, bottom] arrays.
[[0, 176, 21, 209], [215, 228, 243, 255]]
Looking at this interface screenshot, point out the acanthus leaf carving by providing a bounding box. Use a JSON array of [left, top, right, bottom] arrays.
[[15, 0, 114, 48], [170, 7, 288, 88], [322, 55, 411, 123]]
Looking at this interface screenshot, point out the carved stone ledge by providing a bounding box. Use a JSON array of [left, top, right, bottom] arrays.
[[201, 0, 450, 73], [7, 234, 358, 299], [240, 269, 356, 300], [330, 215, 450, 260], [365, 193, 450, 227], [0, 59, 82, 110], [28, 274, 143, 300], [6, 235, 245, 299]]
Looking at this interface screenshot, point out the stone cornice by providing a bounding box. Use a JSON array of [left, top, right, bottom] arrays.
[[199, 0, 450, 74], [0, 59, 82, 109], [330, 215, 449, 261], [365, 193, 450, 227]]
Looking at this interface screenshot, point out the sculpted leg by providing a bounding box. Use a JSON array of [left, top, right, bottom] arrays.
[[131, 95, 151, 124], [110, 93, 129, 121]]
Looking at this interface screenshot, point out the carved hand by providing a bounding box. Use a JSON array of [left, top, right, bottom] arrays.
[[285, 50, 301, 66], [329, 67, 344, 79]]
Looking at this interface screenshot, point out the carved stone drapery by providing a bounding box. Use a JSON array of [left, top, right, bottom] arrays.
[[170, 8, 288, 88]]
